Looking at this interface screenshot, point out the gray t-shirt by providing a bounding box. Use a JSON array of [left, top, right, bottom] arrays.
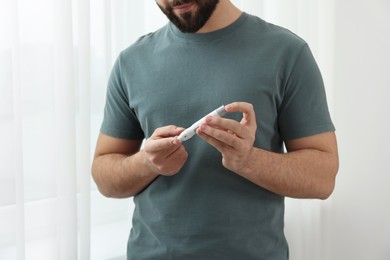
[[101, 13, 334, 260]]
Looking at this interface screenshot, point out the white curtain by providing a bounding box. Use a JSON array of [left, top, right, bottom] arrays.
[[1, 1, 389, 260]]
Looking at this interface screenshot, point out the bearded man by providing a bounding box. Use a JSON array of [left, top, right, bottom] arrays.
[[92, 1, 339, 259]]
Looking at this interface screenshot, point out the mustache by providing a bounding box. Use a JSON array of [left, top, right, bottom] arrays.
[[169, 0, 194, 7]]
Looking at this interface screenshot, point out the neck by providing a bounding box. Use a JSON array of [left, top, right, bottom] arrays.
[[197, 0, 242, 33]]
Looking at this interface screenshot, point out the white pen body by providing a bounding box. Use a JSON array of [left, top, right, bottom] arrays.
[[177, 105, 226, 142], [177, 128, 197, 142]]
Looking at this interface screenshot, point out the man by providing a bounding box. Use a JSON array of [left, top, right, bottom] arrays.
[[92, 0, 339, 259]]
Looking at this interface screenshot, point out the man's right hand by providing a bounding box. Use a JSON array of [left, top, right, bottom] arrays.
[[143, 125, 188, 176]]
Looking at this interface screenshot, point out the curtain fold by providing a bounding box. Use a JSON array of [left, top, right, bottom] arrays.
[[76, 0, 91, 259], [53, 0, 78, 259], [10, 0, 26, 259]]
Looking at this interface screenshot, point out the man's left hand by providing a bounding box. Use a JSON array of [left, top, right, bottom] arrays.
[[197, 102, 257, 175]]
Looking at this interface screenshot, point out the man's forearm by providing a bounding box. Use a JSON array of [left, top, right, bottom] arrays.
[[239, 148, 338, 199], [92, 151, 158, 198], [196, 102, 338, 199], [92, 127, 188, 198]]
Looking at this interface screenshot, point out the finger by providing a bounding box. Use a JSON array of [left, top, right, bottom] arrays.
[[225, 102, 257, 128], [204, 116, 249, 139], [145, 136, 181, 153], [198, 123, 239, 148], [152, 125, 185, 139], [167, 144, 188, 161], [196, 127, 232, 153], [225, 102, 254, 114], [156, 145, 188, 176]]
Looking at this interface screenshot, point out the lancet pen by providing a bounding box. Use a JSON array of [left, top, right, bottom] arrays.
[[177, 105, 227, 142]]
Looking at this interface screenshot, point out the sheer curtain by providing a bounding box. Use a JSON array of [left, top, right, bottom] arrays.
[[0, 0, 166, 259], [1, 1, 389, 260]]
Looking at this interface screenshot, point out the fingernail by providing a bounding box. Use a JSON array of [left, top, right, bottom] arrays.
[[206, 116, 212, 123], [199, 124, 207, 131]]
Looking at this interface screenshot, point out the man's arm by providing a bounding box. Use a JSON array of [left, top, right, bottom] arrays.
[[197, 102, 339, 199], [240, 132, 338, 199], [92, 126, 188, 198]]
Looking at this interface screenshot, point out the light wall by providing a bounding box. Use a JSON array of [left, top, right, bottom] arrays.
[[329, 0, 390, 259]]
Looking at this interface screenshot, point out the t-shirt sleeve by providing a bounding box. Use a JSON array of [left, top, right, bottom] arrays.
[[278, 44, 335, 141], [100, 54, 145, 140]]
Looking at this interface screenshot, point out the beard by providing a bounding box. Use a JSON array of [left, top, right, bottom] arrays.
[[156, 0, 220, 33]]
